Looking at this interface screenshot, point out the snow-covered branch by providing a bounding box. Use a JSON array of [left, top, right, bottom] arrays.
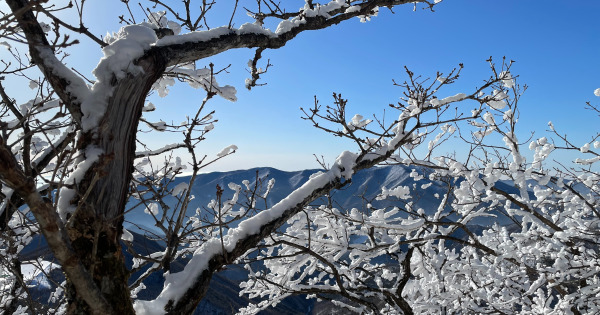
[[152, 0, 423, 68], [134, 126, 419, 313]]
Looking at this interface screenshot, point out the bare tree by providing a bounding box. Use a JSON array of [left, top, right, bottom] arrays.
[[0, 1, 446, 314]]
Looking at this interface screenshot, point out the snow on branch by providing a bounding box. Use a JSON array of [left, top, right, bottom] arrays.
[[135, 143, 186, 158]]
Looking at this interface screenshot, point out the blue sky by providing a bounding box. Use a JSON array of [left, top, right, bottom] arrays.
[[4, 1, 600, 172], [154, 0, 600, 172]]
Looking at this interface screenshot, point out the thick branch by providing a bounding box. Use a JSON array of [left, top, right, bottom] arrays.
[[153, 0, 420, 67]]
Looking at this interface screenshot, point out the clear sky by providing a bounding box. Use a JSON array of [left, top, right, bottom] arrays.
[[4, 1, 600, 172]]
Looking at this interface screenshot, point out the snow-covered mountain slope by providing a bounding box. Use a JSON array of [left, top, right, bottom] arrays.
[[124, 164, 515, 235]]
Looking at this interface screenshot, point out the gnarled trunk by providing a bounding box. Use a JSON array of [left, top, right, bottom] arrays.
[[65, 52, 166, 315]]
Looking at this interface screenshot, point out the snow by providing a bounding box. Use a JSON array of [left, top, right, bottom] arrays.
[[148, 120, 167, 131], [131, 283, 147, 299], [431, 93, 467, 108], [57, 188, 77, 221], [167, 21, 182, 35], [122, 227, 134, 242], [37, 47, 91, 105], [276, 20, 303, 34], [142, 102, 156, 112], [20, 260, 60, 289], [580, 143, 590, 153], [154, 20, 326, 46], [82, 25, 158, 131], [263, 178, 275, 199], [144, 203, 159, 216], [346, 114, 372, 131], [499, 71, 515, 88], [378, 185, 411, 200], [213, 85, 237, 102], [155, 26, 232, 46], [134, 168, 337, 314], [171, 182, 189, 196], [21, 3, 376, 132], [5, 119, 19, 129], [238, 23, 273, 36], [217, 144, 238, 157], [503, 108, 513, 121], [39, 22, 51, 33], [575, 156, 600, 165], [136, 143, 181, 157], [164, 66, 237, 101], [487, 99, 506, 110], [57, 145, 103, 220], [272, 0, 352, 34], [410, 169, 424, 181], [486, 90, 508, 110], [151, 77, 175, 97], [146, 11, 182, 35], [358, 6, 379, 23], [345, 5, 361, 13], [483, 112, 496, 125], [66, 146, 103, 186], [7, 3, 600, 314], [230, 171, 334, 239], [333, 151, 358, 178], [38, 98, 61, 112]]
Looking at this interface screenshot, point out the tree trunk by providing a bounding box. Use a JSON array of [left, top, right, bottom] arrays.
[[66, 52, 166, 314]]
